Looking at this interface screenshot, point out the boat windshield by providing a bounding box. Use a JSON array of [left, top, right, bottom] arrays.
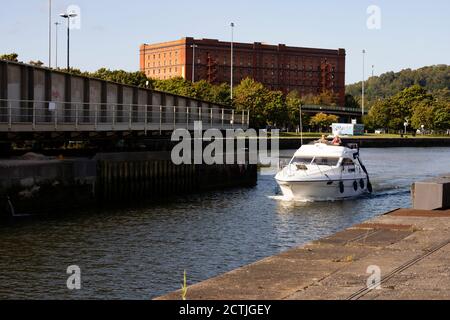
[[291, 156, 340, 166], [291, 156, 314, 165], [312, 157, 340, 166]]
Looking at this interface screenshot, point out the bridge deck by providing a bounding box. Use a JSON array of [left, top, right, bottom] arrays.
[[0, 100, 248, 133]]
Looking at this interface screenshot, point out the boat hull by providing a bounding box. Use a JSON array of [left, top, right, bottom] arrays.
[[276, 178, 369, 201]]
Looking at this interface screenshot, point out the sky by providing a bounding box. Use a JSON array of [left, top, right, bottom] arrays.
[[1, 0, 449, 84]]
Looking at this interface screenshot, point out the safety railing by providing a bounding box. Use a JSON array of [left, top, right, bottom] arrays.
[[0, 99, 250, 132], [302, 104, 365, 114]]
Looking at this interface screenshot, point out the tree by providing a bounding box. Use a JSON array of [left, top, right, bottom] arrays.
[[317, 90, 338, 106], [327, 114, 339, 126], [233, 78, 269, 128], [365, 85, 435, 132], [29, 60, 44, 67], [209, 83, 231, 106], [411, 100, 435, 130], [387, 85, 433, 130], [0, 53, 19, 62], [264, 90, 287, 127], [366, 99, 390, 130], [153, 77, 194, 97], [433, 101, 450, 131], [309, 113, 339, 132], [346, 64, 450, 110], [286, 90, 302, 129], [90, 68, 150, 87], [192, 80, 214, 101], [345, 94, 360, 109]]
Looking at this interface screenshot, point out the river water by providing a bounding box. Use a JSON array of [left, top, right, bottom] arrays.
[[0, 147, 449, 299]]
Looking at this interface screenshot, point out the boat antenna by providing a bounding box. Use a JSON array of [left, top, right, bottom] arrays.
[[299, 103, 303, 146]]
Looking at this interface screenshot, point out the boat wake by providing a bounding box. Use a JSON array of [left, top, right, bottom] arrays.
[[268, 195, 314, 203]]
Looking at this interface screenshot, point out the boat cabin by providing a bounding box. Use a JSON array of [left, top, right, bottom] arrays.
[[290, 143, 359, 170]]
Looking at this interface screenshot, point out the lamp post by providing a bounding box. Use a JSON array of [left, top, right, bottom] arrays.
[[190, 44, 198, 83], [54, 22, 60, 68], [299, 103, 303, 145], [60, 12, 78, 71], [362, 49, 366, 116], [230, 22, 235, 100], [48, 0, 52, 68]]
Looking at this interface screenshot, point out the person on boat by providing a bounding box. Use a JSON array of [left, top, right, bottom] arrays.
[[332, 134, 342, 146], [317, 134, 328, 144]]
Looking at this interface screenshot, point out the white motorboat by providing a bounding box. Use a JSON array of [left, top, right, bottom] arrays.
[[275, 142, 372, 201]]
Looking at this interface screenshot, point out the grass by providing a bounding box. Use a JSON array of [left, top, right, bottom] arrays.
[[181, 270, 188, 301], [278, 132, 450, 139]]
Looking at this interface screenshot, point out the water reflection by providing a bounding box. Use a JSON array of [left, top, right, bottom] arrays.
[[0, 147, 449, 299]]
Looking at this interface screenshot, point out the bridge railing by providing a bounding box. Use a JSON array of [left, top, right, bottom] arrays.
[[0, 99, 250, 132], [302, 104, 365, 114]]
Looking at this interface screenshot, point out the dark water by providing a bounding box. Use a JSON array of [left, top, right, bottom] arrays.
[[0, 147, 449, 299]]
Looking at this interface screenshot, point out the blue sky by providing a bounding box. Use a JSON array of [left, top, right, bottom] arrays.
[[1, 0, 449, 84]]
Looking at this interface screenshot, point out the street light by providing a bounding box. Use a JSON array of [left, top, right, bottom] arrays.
[[48, 0, 52, 68], [230, 22, 235, 101], [60, 12, 78, 71], [190, 44, 198, 83], [362, 49, 366, 116], [54, 22, 60, 68]]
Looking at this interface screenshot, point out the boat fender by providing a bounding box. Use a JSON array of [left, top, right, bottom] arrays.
[[339, 181, 344, 193], [353, 181, 358, 191], [367, 181, 373, 193], [327, 181, 333, 185], [359, 179, 365, 189]]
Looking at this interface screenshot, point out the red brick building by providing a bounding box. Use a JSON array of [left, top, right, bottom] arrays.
[[140, 37, 346, 106]]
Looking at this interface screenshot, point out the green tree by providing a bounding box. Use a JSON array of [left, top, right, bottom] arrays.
[[153, 77, 195, 97], [234, 78, 269, 128], [346, 64, 450, 110], [366, 99, 390, 130], [264, 90, 287, 127], [345, 94, 360, 109], [0, 53, 19, 62], [209, 83, 231, 106], [90, 68, 150, 87], [411, 100, 435, 130], [286, 90, 302, 129], [433, 101, 450, 131], [388, 85, 433, 130]]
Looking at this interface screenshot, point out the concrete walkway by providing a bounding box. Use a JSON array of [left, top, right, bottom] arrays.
[[156, 208, 450, 300]]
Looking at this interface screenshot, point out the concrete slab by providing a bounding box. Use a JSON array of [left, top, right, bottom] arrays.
[[155, 208, 450, 300], [412, 176, 450, 210]]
